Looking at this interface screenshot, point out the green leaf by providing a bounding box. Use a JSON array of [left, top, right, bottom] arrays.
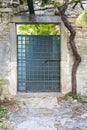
[[77, 6, 87, 24], [68, 92, 84, 103], [54, 2, 61, 7], [17, 24, 60, 35], [0, 106, 7, 119], [70, 0, 77, 4], [0, 121, 4, 129]]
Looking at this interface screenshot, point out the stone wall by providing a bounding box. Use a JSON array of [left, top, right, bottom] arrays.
[[75, 25, 87, 95], [0, 6, 87, 96], [0, 11, 12, 95], [65, 21, 87, 95]]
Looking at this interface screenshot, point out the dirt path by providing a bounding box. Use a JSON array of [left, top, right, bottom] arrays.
[[3, 96, 87, 130]]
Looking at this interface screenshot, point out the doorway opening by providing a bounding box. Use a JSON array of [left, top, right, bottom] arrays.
[[17, 24, 60, 92]]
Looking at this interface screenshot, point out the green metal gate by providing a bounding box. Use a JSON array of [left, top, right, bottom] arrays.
[[17, 35, 60, 92]]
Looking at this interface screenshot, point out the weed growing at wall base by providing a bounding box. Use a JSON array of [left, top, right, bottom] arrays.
[[0, 106, 7, 129], [0, 120, 4, 129], [68, 92, 84, 103]]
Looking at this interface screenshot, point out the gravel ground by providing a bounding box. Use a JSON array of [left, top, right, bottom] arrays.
[[3, 95, 87, 130]]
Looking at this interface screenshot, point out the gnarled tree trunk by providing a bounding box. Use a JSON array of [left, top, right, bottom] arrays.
[[57, 0, 81, 94]]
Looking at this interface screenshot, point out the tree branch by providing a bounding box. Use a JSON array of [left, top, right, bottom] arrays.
[[57, 0, 69, 15], [57, 0, 81, 94], [72, 0, 84, 10]]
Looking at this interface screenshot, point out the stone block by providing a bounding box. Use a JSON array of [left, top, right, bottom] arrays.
[[2, 85, 9, 95], [0, 8, 13, 13]]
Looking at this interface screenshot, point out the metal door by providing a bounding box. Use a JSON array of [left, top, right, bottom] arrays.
[[17, 35, 60, 92]]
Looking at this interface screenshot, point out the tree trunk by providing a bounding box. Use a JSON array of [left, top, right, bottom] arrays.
[[57, 1, 81, 94]]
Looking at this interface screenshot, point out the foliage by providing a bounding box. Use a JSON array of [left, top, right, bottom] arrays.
[[77, 7, 87, 23], [41, 0, 52, 6], [70, 0, 78, 4], [68, 92, 84, 103], [0, 106, 7, 119], [0, 106, 7, 129], [17, 24, 60, 35], [54, 1, 62, 7], [0, 120, 4, 129]]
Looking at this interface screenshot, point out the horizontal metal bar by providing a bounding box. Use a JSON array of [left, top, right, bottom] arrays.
[[18, 80, 60, 82], [45, 59, 60, 63]]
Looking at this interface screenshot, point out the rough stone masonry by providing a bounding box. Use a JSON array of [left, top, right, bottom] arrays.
[[0, 1, 87, 96]]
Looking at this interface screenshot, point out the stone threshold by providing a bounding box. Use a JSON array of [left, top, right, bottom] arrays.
[[16, 92, 62, 98]]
